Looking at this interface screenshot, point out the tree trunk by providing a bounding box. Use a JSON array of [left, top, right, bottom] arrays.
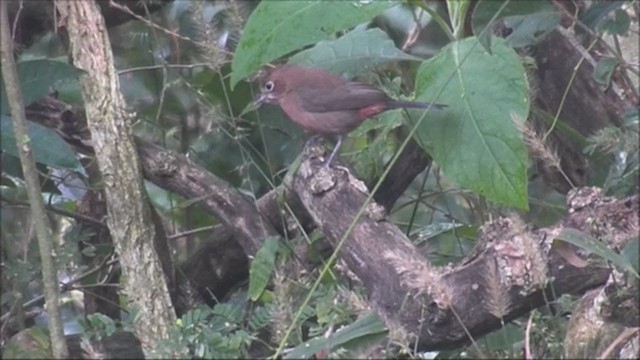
[[54, 1, 181, 356]]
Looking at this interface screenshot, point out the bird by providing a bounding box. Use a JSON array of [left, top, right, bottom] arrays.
[[253, 65, 446, 167]]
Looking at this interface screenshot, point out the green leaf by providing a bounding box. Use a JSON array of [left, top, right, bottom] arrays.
[[230, 0, 396, 88], [593, 57, 619, 87], [471, 0, 560, 52], [1, 115, 80, 170], [599, 8, 631, 36], [1, 59, 83, 113], [248, 236, 281, 301], [480, 323, 524, 350], [555, 228, 639, 278], [580, 1, 625, 32], [288, 28, 420, 78], [413, 37, 529, 209], [285, 312, 388, 359]]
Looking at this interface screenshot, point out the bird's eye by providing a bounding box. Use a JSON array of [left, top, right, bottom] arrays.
[[264, 81, 275, 92]]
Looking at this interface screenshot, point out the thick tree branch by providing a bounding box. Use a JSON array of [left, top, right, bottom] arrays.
[[374, 139, 431, 212], [135, 139, 276, 255], [291, 146, 637, 351]]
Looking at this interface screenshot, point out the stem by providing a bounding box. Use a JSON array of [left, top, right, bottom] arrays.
[[0, 2, 69, 358]]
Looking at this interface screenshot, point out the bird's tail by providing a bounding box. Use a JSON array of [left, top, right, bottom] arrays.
[[388, 100, 447, 111]]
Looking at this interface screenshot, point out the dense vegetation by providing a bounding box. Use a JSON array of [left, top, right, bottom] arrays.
[[1, 0, 638, 358]]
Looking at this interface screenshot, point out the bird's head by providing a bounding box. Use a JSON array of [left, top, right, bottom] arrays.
[[252, 65, 296, 107]]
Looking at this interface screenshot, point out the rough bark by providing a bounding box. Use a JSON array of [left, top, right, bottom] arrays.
[[564, 284, 639, 359], [526, 25, 631, 193], [135, 139, 277, 256], [54, 1, 179, 356], [291, 146, 638, 351]]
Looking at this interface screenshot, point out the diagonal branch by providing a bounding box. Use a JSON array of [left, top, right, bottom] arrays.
[[291, 147, 637, 351]]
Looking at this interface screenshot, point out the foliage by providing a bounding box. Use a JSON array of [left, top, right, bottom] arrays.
[[79, 313, 117, 341], [584, 110, 639, 197], [288, 28, 421, 78], [1, 0, 638, 359], [248, 236, 281, 301], [1, 115, 81, 170], [471, 0, 561, 52], [230, 0, 396, 87], [413, 36, 530, 209], [0, 59, 83, 113], [159, 303, 252, 359], [285, 312, 388, 359]]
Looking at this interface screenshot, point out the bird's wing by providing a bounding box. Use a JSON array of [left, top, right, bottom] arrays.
[[294, 82, 390, 113]]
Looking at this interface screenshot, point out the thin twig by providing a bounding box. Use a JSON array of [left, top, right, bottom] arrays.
[[117, 63, 214, 75], [1, 195, 108, 229], [524, 312, 534, 360], [167, 225, 216, 240]]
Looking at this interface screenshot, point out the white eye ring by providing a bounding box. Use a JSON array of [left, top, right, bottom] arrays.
[[264, 81, 274, 92]]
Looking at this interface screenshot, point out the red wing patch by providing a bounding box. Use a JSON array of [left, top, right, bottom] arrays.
[[357, 103, 388, 120]]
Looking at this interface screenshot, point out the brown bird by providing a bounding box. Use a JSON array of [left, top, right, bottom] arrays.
[[253, 65, 446, 167]]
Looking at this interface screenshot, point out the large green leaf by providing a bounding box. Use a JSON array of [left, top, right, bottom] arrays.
[[1, 115, 80, 170], [230, 0, 396, 88], [1, 59, 83, 113], [471, 0, 560, 52], [288, 28, 419, 78], [413, 37, 529, 209]]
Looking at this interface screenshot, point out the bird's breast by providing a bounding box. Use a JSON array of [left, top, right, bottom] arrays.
[[279, 98, 361, 135]]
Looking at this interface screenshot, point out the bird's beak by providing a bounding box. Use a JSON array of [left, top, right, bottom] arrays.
[[252, 93, 268, 108]]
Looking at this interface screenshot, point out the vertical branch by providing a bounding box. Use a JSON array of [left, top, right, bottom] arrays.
[[0, 2, 69, 358], [54, 0, 183, 356]]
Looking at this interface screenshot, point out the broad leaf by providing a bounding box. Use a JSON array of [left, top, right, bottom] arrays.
[[1, 59, 83, 113], [471, 0, 560, 52], [288, 28, 420, 78], [248, 236, 281, 301], [413, 37, 529, 209], [1, 115, 80, 169], [230, 0, 395, 87]]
